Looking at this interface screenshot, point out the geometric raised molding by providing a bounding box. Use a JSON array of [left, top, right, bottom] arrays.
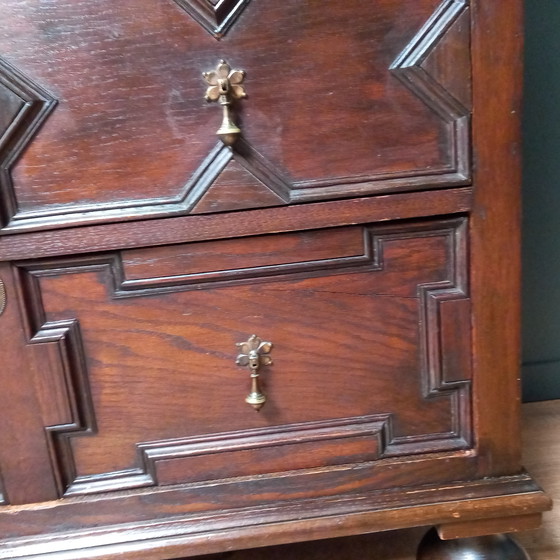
[[390, 0, 471, 181], [183, 0, 473, 210], [0, 56, 57, 227], [29, 319, 96, 496], [190, 159, 285, 214], [116, 223, 378, 294], [19, 218, 471, 496], [171, 0, 251, 38], [184, 140, 291, 216], [6, 140, 290, 232], [66, 415, 392, 495], [0, 2, 472, 233], [420, 7, 472, 110]]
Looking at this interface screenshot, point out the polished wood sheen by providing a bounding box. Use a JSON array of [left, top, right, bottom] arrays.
[[0, 1, 549, 559], [0, 0, 470, 231], [17, 219, 470, 496]]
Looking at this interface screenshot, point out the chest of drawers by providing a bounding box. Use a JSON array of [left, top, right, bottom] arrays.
[[0, 1, 550, 558]]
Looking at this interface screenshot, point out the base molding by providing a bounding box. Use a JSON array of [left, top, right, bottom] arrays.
[[0, 473, 550, 559]]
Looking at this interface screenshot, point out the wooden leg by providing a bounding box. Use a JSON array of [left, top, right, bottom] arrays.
[[417, 528, 531, 559]]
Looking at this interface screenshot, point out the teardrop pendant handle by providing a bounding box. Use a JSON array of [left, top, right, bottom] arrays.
[[236, 334, 272, 411], [203, 60, 247, 146]]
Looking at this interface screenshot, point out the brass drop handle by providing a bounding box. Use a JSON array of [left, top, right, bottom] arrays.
[[236, 335, 272, 411], [203, 60, 247, 146]]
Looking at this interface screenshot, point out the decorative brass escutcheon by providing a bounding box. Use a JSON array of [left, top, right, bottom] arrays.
[[203, 59, 247, 146], [236, 334, 272, 411]]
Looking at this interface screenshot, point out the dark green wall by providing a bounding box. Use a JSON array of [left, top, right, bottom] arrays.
[[521, 1, 560, 401]]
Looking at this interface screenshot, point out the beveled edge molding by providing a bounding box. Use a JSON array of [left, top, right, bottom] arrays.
[[172, 0, 251, 39], [389, 0, 471, 181], [3, 141, 470, 235], [0, 188, 473, 262], [115, 218, 467, 298], [371, 217, 472, 454], [3, 141, 292, 233], [2, 146, 470, 235], [16, 263, 100, 496], [66, 415, 391, 495], [180, 140, 293, 209], [0, 56, 57, 228], [115, 225, 378, 295], [29, 319, 98, 496]]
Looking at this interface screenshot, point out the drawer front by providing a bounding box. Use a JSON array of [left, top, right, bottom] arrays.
[[17, 216, 472, 497], [0, 0, 470, 231]]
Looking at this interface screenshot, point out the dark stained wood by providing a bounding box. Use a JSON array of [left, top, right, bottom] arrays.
[[121, 226, 366, 281], [438, 298, 473, 384], [0, 475, 550, 559], [191, 158, 285, 214], [0, 187, 473, 259], [0, 1, 545, 558], [152, 416, 387, 486], [470, 0, 525, 476], [18, 219, 470, 495], [0, 0, 470, 231], [182, 400, 560, 560], [0, 56, 57, 226], [172, 0, 252, 38], [0, 263, 59, 505], [437, 514, 543, 540], [420, 8, 472, 110]]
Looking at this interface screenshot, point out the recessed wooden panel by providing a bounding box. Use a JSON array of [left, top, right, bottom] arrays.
[[190, 159, 285, 214], [120, 226, 368, 288], [0, 0, 470, 231], [148, 416, 388, 485], [439, 297, 472, 384], [421, 8, 472, 110], [19, 218, 471, 496]]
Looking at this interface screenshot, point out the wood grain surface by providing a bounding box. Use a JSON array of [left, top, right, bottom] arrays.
[[0, 0, 469, 231], [196, 400, 560, 560], [0, 1, 544, 558], [17, 218, 471, 498]]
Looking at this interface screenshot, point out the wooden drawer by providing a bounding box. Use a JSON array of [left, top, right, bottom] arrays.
[[0, 0, 471, 232], [16, 216, 472, 498]]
